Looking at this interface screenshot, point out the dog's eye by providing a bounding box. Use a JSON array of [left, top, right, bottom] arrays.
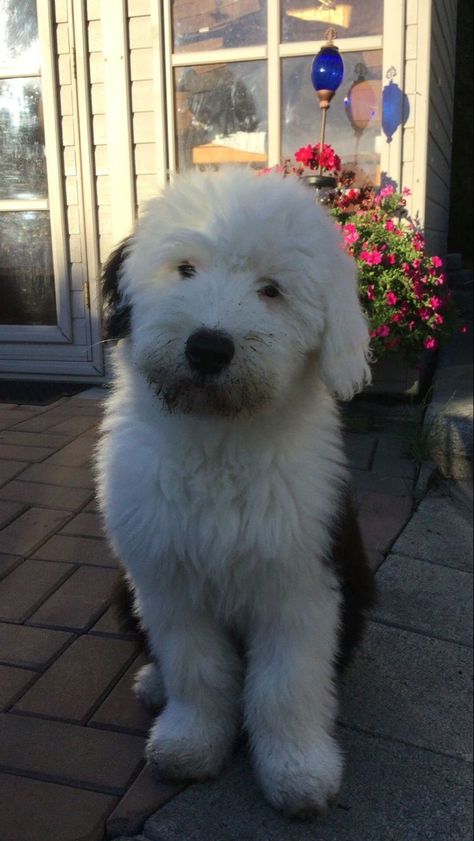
[[259, 283, 280, 299], [178, 262, 197, 279]]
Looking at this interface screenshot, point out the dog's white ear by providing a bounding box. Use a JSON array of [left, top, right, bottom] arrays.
[[319, 245, 371, 401]]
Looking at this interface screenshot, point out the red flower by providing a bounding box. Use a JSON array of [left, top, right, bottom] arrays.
[[424, 336, 438, 350], [386, 292, 398, 306]]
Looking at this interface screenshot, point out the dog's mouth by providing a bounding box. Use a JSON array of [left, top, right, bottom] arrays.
[[147, 365, 273, 418]]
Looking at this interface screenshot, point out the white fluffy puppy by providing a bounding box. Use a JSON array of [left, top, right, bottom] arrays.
[[96, 168, 375, 818]]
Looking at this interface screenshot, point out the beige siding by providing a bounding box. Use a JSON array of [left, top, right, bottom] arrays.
[[87, 13, 110, 254], [128, 4, 159, 212], [401, 0, 420, 218]]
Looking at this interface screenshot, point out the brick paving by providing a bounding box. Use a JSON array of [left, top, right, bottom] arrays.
[[0, 393, 420, 841]]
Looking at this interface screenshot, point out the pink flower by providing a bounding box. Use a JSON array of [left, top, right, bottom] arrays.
[[386, 292, 398, 306], [431, 256, 443, 268], [434, 313, 444, 325], [435, 273, 446, 286], [385, 219, 396, 232], [419, 308, 432, 321], [424, 337, 438, 350], [343, 223, 360, 245], [360, 248, 383, 266], [408, 320, 416, 332], [428, 296, 443, 310], [380, 185, 395, 198], [460, 325, 468, 334], [384, 253, 396, 265], [391, 313, 403, 323], [402, 187, 412, 196], [366, 284, 376, 301], [376, 324, 390, 337]]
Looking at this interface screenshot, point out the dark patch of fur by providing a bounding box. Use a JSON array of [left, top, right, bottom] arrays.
[[101, 238, 133, 340], [113, 568, 150, 654], [330, 489, 377, 670]]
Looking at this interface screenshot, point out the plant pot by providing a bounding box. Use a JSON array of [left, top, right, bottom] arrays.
[[365, 349, 438, 399], [302, 174, 337, 206]]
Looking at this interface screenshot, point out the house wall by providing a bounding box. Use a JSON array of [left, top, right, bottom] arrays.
[[84, 0, 457, 263], [425, 0, 457, 255], [402, 0, 457, 255]]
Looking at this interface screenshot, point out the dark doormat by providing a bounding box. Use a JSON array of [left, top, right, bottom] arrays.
[[0, 381, 94, 405]]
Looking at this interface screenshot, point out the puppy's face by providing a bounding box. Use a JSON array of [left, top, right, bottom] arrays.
[[103, 170, 370, 414]]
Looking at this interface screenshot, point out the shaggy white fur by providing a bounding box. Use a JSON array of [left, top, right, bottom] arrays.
[[96, 168, 371, 817]]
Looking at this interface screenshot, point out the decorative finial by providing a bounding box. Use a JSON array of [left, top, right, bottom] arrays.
[[324, 27, 337, 45], [386, 66, 397, 81]]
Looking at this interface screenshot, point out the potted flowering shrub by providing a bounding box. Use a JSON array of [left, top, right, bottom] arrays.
[[328, 175, 461, 395]]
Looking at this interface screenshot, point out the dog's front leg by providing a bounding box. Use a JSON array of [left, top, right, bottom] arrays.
[[244, 572, 343, 818], [142, 598, 243, 782]]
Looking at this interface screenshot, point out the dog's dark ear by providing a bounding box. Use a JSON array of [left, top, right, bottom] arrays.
[[101, 238, 133, 340]]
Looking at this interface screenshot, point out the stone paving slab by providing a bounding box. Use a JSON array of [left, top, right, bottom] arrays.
[[0, 499, 25, 528], [341, 622, 473, 761], [374, 553, 473, 645], [393, 492, 473, 571], [0, 478, 93, 511], [0, 664, 37, 710], [0, 622, 73, 670], [0, 507, 71, 556], [14, 635, 136, 722], [138, 731, 472, 841], [33, 534, 117, 567], [0, 772, 117, 841], [27, 565, 117, 630], [0, 459, 27, 487], [0, 559, 75, 622], [0, 713, 144, 793], [17, 461, 95, 488], [90, 654, 153, 735]]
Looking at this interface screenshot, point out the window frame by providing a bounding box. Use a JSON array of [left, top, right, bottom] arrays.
[[0, 0, 72, 342], [158, 1, 405, 186]]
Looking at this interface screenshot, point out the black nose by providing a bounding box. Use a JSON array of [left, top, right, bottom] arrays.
[[185, 329, 235, 375]]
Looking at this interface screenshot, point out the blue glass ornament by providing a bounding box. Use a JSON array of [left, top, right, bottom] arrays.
[[311, 46, 344, 94]]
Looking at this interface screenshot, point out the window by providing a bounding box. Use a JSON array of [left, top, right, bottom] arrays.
[[0, 0, 69, 338], [163, 1, 386, 184]]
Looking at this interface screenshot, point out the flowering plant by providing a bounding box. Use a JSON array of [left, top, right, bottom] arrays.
[[262, 146, 464, 361], [293, 142, 342, 176], [328, 175, 461, 360]]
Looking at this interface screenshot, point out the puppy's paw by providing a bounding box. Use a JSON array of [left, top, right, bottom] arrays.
[[133, 662, 166, 711], [146, 704, 233, 782], [254, 733, 343, 819]]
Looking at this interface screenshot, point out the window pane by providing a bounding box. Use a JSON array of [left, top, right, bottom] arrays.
[[281, 0, 383, 42], [0, 78, 47, 199], [175, 61, 267, 170], [0, 211, 56, 325], [172, 0, 267, 53], [0, 0, 40, 68], [282, 51, 382, 185]]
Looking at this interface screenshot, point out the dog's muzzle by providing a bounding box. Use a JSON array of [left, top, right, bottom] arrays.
[[185, 329, 235, 376]]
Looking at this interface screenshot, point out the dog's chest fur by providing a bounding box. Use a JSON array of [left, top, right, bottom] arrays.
[[98, 378, 346, 617]]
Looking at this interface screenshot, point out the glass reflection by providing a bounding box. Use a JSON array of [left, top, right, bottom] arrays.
[[281, 0, 383, 42], [282, 51, 382, 185], [0, 0, 40, 68], [0, 78, 47, 199], [172, 0, 267, 52], [175, 61, 267, 169], [0, 212, 56, 325]]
